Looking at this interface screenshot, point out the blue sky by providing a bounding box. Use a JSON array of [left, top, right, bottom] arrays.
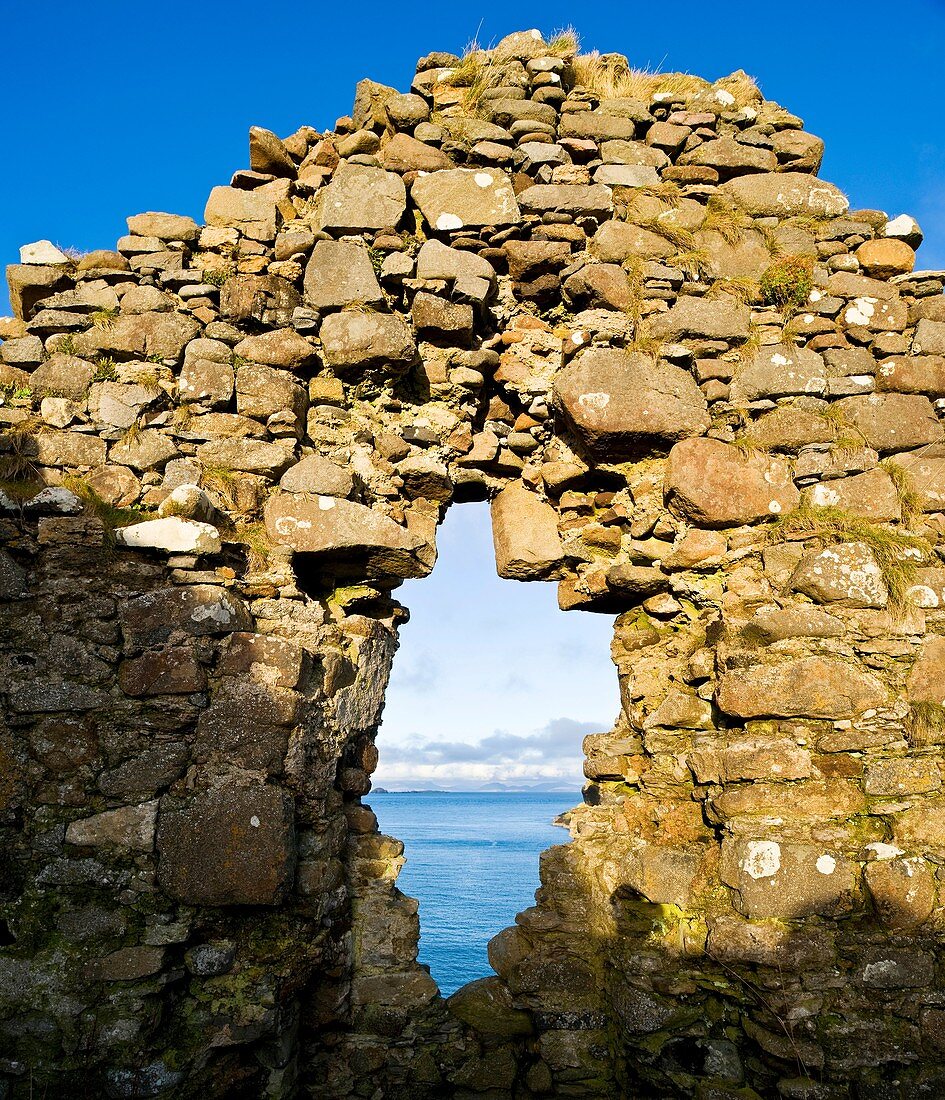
[[5, 1, 944, 786]]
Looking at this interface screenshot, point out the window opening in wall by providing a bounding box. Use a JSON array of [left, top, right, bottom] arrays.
[[371, 501, 618, 994]]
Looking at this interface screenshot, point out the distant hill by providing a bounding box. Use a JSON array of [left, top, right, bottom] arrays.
[[370, 780, 580, 794]]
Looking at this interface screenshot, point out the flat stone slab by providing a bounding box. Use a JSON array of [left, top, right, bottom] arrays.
[[411, 168, 521, 230], [316, 164, 406, 233], [264, 492, 427, 579], [719, 171, 849, 217], [517, 184, 613, 219], [116, 517, 221, 555]]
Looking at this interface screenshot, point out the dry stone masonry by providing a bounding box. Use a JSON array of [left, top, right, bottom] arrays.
[[2, 26, 945, 1099]]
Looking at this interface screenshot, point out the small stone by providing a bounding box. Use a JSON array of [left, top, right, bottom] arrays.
[[126, 212, 200, 242], [19, 239, 71, 265], [248, 126, 296, 177], [66, 800, 159, 851], [856, 238, 915, 278]]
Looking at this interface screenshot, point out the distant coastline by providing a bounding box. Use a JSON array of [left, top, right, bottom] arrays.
[[371, 785, 580, 795]]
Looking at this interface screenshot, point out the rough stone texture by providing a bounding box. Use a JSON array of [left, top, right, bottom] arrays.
[[665, 437, 799, 526], [156, 780, 296, 905], [316, 164, 406, 233], [554, 347, 710, 457], [720, 170, 849, 216], [411, 168, 521, 230], [4, 28, 945, 1100], [491, 483, 565, 580]]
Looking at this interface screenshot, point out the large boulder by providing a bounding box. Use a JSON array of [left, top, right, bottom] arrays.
[[716, 655, 887, 719], [719, 171, 849, 217], [516, 184, 613, 220], [554, 348, 709, 459], [730, 343, 828, 402], [649, 295, 751, 342], [264, 493, 428, 579], [491, 483, 565, 581], [790, 542, 888, 608], [303, 240, 384, 311], [156, 780, 296, 906], [833, 394, 945, 453], [664, 438, 799, 527], [316, 164, 407, 233], [411, 168, 521, 230], [319, 311, 415, 372]]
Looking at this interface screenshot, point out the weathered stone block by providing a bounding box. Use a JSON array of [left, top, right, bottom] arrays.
[[554, 348, 709, 458], [719, 171, 849, 217], [491, 483, 565, 581], [303, 239, 384, 311], [716, 655, 887, 719], [120, 585, 251, 650], [721, 838, 855, 919], [790, 542, 888, 608], [319, 311, 415, 372], [156, 780, 295, 905], [66, 800, 158, 851], [317, 164, 406, 233], [665, 437, 798, 527], [264, 492, 426, 578], [412, 167, 520, 230]]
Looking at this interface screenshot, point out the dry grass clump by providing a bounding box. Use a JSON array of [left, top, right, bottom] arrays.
[[712, 70, 763, 110], [573, 54, 707, 102], [703, 193, 752, 245], [881, 458, 924, 528], [769, 503, 929, 610], [446, 27, 580, 114], [706, 276, 759, 305], [908, 700, 945, 747], [0, 417, 41, 481]]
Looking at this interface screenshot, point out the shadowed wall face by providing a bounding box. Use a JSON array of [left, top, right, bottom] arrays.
[[2, 26, 945, 1100]]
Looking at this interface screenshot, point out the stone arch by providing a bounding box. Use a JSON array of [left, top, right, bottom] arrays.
[[2, 25, 945, 1100]]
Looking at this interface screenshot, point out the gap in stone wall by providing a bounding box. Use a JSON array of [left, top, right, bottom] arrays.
[[370, 501, 618, 993]]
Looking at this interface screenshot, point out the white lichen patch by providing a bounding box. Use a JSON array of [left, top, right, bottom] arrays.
[[816, 854, 836, 875], [474, 172, 494, 188], [578, 391, 611, 413], [436, 213, 463, 231], [742, 840, 781, 880]]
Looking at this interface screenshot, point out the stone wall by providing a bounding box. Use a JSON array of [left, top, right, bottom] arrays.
[[3, 27, 945, 1099]]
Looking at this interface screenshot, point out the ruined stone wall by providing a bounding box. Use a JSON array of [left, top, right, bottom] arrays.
[[3, 27, 945, 1100]]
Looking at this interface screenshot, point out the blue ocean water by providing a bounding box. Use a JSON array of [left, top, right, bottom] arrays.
[[369, 791, 578, 995]]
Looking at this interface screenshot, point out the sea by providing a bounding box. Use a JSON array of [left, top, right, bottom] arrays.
[[369, 790, 579, 996]]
